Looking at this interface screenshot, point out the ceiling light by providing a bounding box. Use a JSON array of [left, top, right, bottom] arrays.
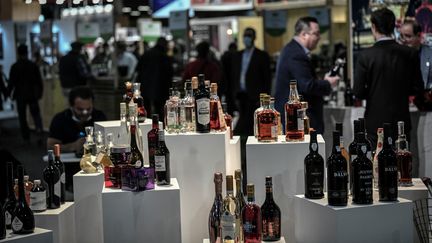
[[86, 6, 94, 14], [78, 7, 86, 15], [122, 7, 131, 13], [130, 11, 140, 17], [70, 8, 78, 16], [104, 4, 113, 13], [138, 6, 149, 11], [92, 0, 100, 3], [95, 5, 103, 13], [62, 8, 70, 17], [39, 0, 47, 4], [56, 0, 64, 4], [25, 0, 32, 4]]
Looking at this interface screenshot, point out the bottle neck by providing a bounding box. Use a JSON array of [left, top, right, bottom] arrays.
[[262, 101, 270, 109], [7, 165, 15, 200], [18, 171, 26, 204], [130, 125, 138, 148], [265, 186, 274, 201], [309, 139, 319, 153], [333, 137, 341, 154], [152, 120, 159, 130], [289, 85, 300, 101], [247, 193, 255, 203], [383, 134, 393, 149], [397, 134, 409, 151], [235, 179, 242, 196], [215, 182, 222, 199]]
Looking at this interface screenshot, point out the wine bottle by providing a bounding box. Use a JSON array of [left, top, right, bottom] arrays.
[[358, 118, 373, 160], [378, 123, 398, 201], [304, 130, 324, 199], [132, 82, 147, 123], [243, 184, 262, 243], [180, 81, 196, 133], [129, 103, 144, 168], [261, 176, 281, 241], [147, 114, 159, 175], [352, 136, 373, 204], [348, 120, 360, 194], [327, 131, 348, 206], [195, 74, 211, 133], [12, 165, 35, 234], [396, 121, 413, 186], [3, 162, 16, 229], [285, 80, 304, 141], [210, 83, 226, 132], [43, 150, 61, 209], [30, 180, 46, 212], [220, 175, 239, 242], [234, 169, 245, 242], [23, 176, 32, 206], [54, 144, 66, 204], [209, 172, 223, 243], [154, 130, 170, 185], [335, 123, 350, 163], [0, 201, 5, 240]]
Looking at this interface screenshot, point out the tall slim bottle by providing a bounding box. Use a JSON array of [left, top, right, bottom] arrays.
[[54, 144, 66, 204], [210, 83, 226, 132], [396, 121, 413, 186], [285, 80, 304, 141], [12, 166, 34, 234], [242, 184, 262, 243], [147, 114, 159, 174], [254, 93, 267, 138], [348, 120, 360, 194], [373, 128, 384, 188], [195, 74, 211, 133], [234, 169, 246, 242], [133, 82, 147, 123], [304, 130, 324, 199], [261, 176, 281, 241], [3, 162, 17, 229], [118, 102, 129, 145], [180, 81, 196, 133], [44, 150, 61, 209], [154, 130, 170, 185], [220, 175, 239, 243], [378, 123, 398, 201], [223, 103, 233, 139], [209, 173, 223, 243], [352, 136, 373, 204], [129, 104, 144, 168], [327, 131, 348, 206]]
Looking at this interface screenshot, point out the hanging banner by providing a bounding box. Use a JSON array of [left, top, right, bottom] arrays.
[[309, 7, 330, 31], [169, 10, 189, 39], [138, 19, 162, 42], [264, 10, 287, 37], [77, 22, 100, 44]]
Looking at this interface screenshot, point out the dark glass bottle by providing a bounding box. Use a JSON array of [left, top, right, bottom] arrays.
[[129, 104, 144, 168], [304, 130, 324, 199], [195, 74, 211, 133], [208, 173, 223, 243], [327, 131, 348, 206], [234, 169, 246, 242], [154, 130, 170, 185], [243, 184, 262, 243], [358, 118, 373, 160], [378, 123, 398, 201], [352, 136, 373, 204], [261, 176, 281, 241], [0, 201, 4, 240], [147, 114, 159, 174], [133, 82, 147, 123], [3, 162, 17, 229], [12, 166, 34, 234], [348, 120, 360, 194], [396, 121, 413, 186], [344, 80, 354, 107], [53, 144, 65, 204], [43, 150, 61, 209]]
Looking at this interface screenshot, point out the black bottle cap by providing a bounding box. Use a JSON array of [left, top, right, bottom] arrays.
[[310, 129, 317, 141], [333, 131, 340, 145], [152, 114, 159, 122], [353, 120, 360, 134], [359, 118, 365, 131], [335, 123, 343, 136]]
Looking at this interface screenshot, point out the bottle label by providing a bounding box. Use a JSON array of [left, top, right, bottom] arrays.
[[180, 107, 186, 123], [361, 146, 367, 154], [367, 151, 372, 161], [30, 191, 47, 211], [297, 109, 305, 131], [167, 111, 177, 127], [5, 210, 12, 225], [263, 218, 280, 237], [271, 125, 278, 138], [196, 98, 210, 125], [350, 155, 357, 163], [55, 181, 61, 198], [12, 217, 23, 231], [388, 137, 393, 145], [61, 172, 66, 184], [135, 160, 142, 168], [221, 213, 236, 239], [155, 156, 166, 172], [243, 221, 257, 234], [311, 143, 318, 152]]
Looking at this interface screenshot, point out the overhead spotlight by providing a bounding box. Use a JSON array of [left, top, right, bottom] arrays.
[[95, 5, 103, 14], [86, 6, 94, 14], [38, 14, 45, 22], [92, 0, 100, 3], [122, 7, 131, 13], [104, 4, 113, 13], [226, 29, 233, 35], [70, 8, 78, 16], [130, 11, 140, 17], [25, 0, 32, 4], [78, 7, 86, 15], [56, 0, 64, 4], [138, 6, 149, 11], [39, 0, 47, 4], [62, 8, 70, 17], [73, 0, 81, 4], [106, 0, 113, 2]]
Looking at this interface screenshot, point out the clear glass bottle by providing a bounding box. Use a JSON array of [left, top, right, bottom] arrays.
[[261, 176, 281, 241], [270, 97, 282, 136], [396, 121, 413, 186], [220, 175, 239, 243], [180, 81, 196, 133], [257, 95, 278, 142], [84, 126, 97, 156], [378, 123, 398, 201], [304, 130, 325, 199], [123, 81, 133, 119], [166, 88, 180, 134], [106, 133, 114, 156], [373, 128, 384, 188], [254, 93, 267, 138], [209, 172, 223, 243], [285, 80, 305, 141], [242, 184, 262, 243], [301, 101, 310, 135], [129, 103, 144, 169], [234, 169, 246, 242], [118, 102, 130, 145], [133, 83, 147, 123]]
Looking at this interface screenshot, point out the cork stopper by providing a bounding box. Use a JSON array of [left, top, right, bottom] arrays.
[[246, 183, 255, 198], [210, 83, 218, 93], [191, 77, 198, 89], [54, 144, 61, 157]]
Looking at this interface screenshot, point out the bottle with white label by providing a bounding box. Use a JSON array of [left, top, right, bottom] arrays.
[[43, 150, 61, 209], [166, 87, 180, 134], [12, 165, 34, 234], [30, 180, 46, 212], [327, 131, 348, 206], [154, 130, 170, 185], [54, 144, 66, 204], [194, 74, 210, 133], [3, 162, 17, 229], [220, 175, 239, 242]]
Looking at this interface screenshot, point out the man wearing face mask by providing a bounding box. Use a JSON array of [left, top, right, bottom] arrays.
[[47, 86, 106, 152]]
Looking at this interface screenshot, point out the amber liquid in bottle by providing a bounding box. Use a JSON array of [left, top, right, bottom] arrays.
[[285, 80, 304, 141], [257, 95, 278, 142], [242, 184, 262, 243], [208, 173, 223, 243], [396, 121, 413, 186]]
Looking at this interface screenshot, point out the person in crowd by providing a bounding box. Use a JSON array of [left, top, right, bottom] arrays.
[[274, 17, 339, 135], [131, 41, 141, 60], [399, 20, 422, 49], [47, 86, 106, 152], [59, 42, 93, 98], [33, 51, 51, 80], [220, 42, 238, 104], [136, 37, 173, 120], [91, 43, 111, 65], [8, 44, 44, 142], [116, 41, 138, 80], [182, 41, 222, 84], [354, 8, 424, 146]]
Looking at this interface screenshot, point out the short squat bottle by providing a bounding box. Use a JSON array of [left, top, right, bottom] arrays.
[[304, 130, 324, 199], [352, 136, 373, 205], [327, 131, 348, 206]]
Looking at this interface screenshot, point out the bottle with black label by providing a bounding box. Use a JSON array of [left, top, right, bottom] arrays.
[[378, 123, 398, 201], [304, 130, 324, 199], [194, 74, 210, 133], [327, 131, 348, 206], [154, 130, 170, 185], [53, 144, 65, 204], [352, 135, 373, 205], [11, 165, 35, 234], [30, 180, 47, 212], [43, 150, 61, 209], [3, 162, 17, 229]]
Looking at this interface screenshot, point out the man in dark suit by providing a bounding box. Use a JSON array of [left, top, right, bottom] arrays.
[[354, 8, 424, 146], [275, 17, 339, 135], [227, 27, 272, 136]]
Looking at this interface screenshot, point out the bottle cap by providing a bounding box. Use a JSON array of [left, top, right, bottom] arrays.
[[191, 77, 198, 89], [214, 172, 223, 183], [54, 144, 61, 156], [210, 83, 217, 92], [290, 80, 297, 85], [335, 123, 343, 136], [24, 175, 29, 181], [234, 169, 242, 180], [265, 176, 273, 186], [246, 183, 255, 195], [301, 101, 308, 109], [125, 81, 132, 89]]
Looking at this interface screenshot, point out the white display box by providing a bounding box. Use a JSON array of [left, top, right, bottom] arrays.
[[227, 135, 241, 177], [73, 171, 104, 243], [203, 236, 286, 243], [0, 228, 53, 243], [294, 194, 413, 243], [34, 202, 76, 243], [101, 178, 181, 243], [246, 135, 326, 243], [396, 178, 428, 202]]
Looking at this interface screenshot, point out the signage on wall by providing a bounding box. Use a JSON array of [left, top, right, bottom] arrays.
[[169, 10, 189, 38], [77, 22, 100, 44], [264, 10, 287, 37], [138, 19, 162, 42], [309, 7, 330, 31]]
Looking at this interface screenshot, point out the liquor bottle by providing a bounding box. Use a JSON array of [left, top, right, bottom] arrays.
[[210, 83, 222, 131], [12, 165, 35, 234], [373, 128, 384, 188], [378, 123, 398, 201], [352, 137, 373, 204], [43, 150, 61, 209], [254, 93, 267, 138], [191, 76, 199, 96], [29, 180, 46, 212], [118, 102, 130, 145], [358, 118, 373, 160], [304, 130, 324, 199], [301, 101, 310, 135], [0, 200, 4, 240], [129, 103, 144, 168], [220, 175, 239, 242], [84, 126, 97, 156], [261, 176, 281, 241], [132, 82, 147, 123], [285, 80, 305, 141], [166, 87, 180, 134], [147, 114, 159, 174], [209, 172, 223, 243], [195, 74, 211, 133], [3, 162, 17, 229], [348, 120, 360, 194], [106, 133, 114, 156], [242, 184, 262, 243], [270, 97, 282, 136], [396, 121, 413, 186], [123, 81, 133, 105], [95, 131, 105, 154], [180, 81, 196, 133], [344, 80, 354, 107], [154, 130, 170, 185], [257, 95, 278, 142], [54, 144, 66, 204], [222, 102, 233, 139], [23, 175, 33, 206], [327, 131, 348, 206], [234, 169, 246, 242], [335, 123, 350, 163]]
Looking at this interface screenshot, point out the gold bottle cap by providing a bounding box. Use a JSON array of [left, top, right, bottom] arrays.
[[191, 77, 198, 89], [301, 101, 308, 109], [125, 81, 132, 89], [54, 144, 61, 157], [246, 183, 255, 195], [234, 169, 242, 180], [210, 83, 218, 92]]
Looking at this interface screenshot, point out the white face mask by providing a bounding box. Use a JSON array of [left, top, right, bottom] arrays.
[[71, 108, 92, 123]]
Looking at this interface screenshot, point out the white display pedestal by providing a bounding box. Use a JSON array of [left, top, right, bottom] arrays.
[[246, 135, 325, 243], [203, 236, 286, 243], [294, 194, 413, 243], [397, 178, 429, 202], [73, 171, 104, 243], [165, 131, 237, 243], [101, 178, 181, 243], [34, 202, 76, 243], [418, 112, 432, 178], [227, 136, 241, 177], [0, 228, 53, 243]]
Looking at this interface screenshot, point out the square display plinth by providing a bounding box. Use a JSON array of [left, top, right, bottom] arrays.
[[0, 228, 53, 243], [34, 202, 75, 243]]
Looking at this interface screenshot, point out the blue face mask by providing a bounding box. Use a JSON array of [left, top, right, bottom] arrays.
[[243, 36, 253, 48]]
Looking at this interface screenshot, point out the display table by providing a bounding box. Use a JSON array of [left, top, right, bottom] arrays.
[[34, 202, 75, 243], [101, 178, 181, 243], [246, 135, 325, 243], [294, 194, 413, 243], [0, 228, 53, 243], [397, 178, 428, 202], [73, 171, 104, 243], [227, 135, 241, 177], [203, 237, 286, 243]]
